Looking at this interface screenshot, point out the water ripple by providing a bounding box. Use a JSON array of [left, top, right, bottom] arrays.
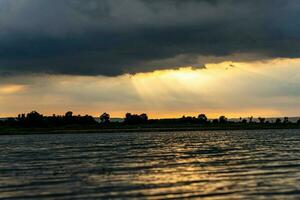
[[0, 129, 300, 199]]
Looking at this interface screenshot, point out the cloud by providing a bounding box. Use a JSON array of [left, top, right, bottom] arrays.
[[0, 0, 300, 76], [1, 58, 300, 118], [0, 84, 26, 94]]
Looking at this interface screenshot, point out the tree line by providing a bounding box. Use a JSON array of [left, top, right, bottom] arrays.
[[1, 111, 300, 128]]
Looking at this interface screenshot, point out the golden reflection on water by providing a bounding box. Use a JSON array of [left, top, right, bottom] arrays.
[[77, 131, 300, 199], [1, 130, 300, 199]]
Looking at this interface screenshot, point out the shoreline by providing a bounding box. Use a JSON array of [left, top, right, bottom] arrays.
[[1, 125, 300, 135]]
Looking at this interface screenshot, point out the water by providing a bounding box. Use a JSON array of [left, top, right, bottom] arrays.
[[0, 130, 300, 199]]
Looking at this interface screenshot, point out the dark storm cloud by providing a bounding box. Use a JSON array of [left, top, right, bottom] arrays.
[[0, 0, 300, 76]]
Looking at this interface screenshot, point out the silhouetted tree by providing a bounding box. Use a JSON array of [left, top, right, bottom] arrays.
[[249, 116, 253, 123], [100, 112, 110, 124], [124, 113, 148, 124], [18, 113, 25, 119], [65, 111, 73, 118], [178, 115, 200, 124], [17, 113, 26, 123], [198, 114, 208, 124], [140, 113, 148, 121], [283, 117, 289, 124], [258, 117, 265, 124], [219, 116, 227, 124], [64, 111, 74, 124], [26, 111, 44, 126], [275, 118, 281, 124], [2, 110, 299, 130]]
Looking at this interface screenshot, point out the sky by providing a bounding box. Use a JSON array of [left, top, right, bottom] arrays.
[[1, 0, 300, 118]]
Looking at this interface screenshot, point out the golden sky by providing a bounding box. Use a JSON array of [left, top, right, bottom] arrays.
[[1, 58, 300, 118]]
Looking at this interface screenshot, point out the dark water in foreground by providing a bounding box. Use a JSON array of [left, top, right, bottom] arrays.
[[0, 130, 300, 199]]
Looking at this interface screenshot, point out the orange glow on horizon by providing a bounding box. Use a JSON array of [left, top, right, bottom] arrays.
[[1, 58, 300, 118]]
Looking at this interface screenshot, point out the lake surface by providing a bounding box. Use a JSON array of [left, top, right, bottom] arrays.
[[0, 130, 300, 199]]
